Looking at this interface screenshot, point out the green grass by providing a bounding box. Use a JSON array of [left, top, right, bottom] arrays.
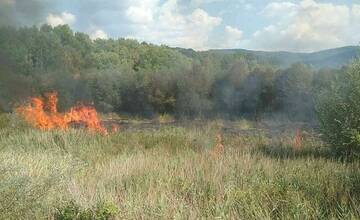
[[0, 114, 359, 219]]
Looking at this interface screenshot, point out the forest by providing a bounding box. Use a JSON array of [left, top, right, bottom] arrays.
[[0, 24, 344, 121]]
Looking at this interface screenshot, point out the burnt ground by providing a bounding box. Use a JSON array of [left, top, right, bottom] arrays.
[[102, 119, 320, 139]]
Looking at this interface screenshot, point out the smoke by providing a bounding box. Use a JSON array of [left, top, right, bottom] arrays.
[[0, 0, 50, 27], [0, 0, 50, 110], [0, 40, 33, 112]]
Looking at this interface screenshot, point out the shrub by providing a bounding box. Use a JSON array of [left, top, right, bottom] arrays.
[[94, 201, 119, 220], [54, 200, 118, 220], [316, 60, 360, 156], [54, 201, 88, 220]]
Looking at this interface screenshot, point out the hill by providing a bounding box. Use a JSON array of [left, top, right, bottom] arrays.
[[205, 46, 360, 69]]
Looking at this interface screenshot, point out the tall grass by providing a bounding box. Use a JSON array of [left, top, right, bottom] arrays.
[[0, 114, 359, 219]]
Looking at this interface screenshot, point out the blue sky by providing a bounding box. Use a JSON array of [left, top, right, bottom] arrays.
[[2, 0, 360, 51]]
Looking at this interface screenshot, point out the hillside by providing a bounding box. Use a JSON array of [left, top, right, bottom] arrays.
[[206, 46, 360, 69]]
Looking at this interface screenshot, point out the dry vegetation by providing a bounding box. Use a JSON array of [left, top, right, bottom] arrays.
[[0, 114, 359, 219]]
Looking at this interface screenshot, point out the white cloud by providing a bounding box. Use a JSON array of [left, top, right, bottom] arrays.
[[125, 0, 159, 24], [189, 0, 224, 8], [352, 4, 360, 22], [215, 25, 243, 49], [46, 12, 76, 27], [190, 8, 222, 28], [225, 26, 242, 37], [90, 29, 108, 40], [248, 0, 359, 52], [262, 2, 298, 18], [125, 0, 222, 50], [126, 6, 154, 24]]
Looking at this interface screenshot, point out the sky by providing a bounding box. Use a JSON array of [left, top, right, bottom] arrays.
[[1, 0, 360, 52]]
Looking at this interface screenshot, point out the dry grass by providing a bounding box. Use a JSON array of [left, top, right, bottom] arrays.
[[0, 114, 359, 219]]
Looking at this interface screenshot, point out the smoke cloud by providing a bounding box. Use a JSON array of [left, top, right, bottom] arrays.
[[0, 0, 50, 27]]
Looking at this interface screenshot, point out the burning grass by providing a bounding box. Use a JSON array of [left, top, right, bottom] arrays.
[[16, 92, 108, 135], [0, 114, 359, 219]]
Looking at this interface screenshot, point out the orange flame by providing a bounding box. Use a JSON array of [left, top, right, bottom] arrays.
[[210, 132, 225, 157], [111, 124, 120, 133], [16, 92, 108, 135]]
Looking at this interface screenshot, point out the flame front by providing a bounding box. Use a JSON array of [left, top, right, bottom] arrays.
[[17, 92, 108, 135]]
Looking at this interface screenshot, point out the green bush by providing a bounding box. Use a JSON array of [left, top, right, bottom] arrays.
[[54, 200, 118, 220], [316, 60, 360, 156], [94, 201, 119, 220], [54, 201, 87, 220]]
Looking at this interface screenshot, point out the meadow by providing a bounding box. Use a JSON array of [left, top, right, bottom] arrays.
[[0, 113, 359, 220]]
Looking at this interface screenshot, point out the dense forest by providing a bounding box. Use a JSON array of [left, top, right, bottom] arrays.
[[0, 24, 354, 120]]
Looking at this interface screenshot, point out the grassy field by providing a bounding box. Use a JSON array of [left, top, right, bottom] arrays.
[[0, 114, 359, 219]]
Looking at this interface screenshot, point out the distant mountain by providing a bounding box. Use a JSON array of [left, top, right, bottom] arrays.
[[204, 46, 360, 69]]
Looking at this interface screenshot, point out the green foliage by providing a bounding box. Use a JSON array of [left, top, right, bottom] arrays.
[[316, 60, 360, 156], [94, 201, 119, 220], [0, 25, 350, 120], [55, 201, 89, 220], [275, 63, 315, 120], [55, 201, 118, 220]]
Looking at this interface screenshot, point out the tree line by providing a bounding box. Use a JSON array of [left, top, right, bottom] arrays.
[[0, 25, 342, 120]]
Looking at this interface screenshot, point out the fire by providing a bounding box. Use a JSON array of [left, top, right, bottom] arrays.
[[111, 124, 120, 133], [16, 92, 108, 135], [210, 132, 225, 157]]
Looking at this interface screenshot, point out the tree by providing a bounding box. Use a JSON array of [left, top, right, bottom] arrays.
[[274, 63, 314, 120], [241, 67, 277, 117], [316, 60, 360, 156], [175, 61, 215, 117]]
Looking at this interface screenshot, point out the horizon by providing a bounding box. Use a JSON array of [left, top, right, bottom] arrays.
[[5, 23, 359, 54], [205, 45, 359, 53], [1, 0, 359, 53]]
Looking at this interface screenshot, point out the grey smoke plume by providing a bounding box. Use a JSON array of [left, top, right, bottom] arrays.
[[0, 0, 49, 27], [0, 51, 32, 112]]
